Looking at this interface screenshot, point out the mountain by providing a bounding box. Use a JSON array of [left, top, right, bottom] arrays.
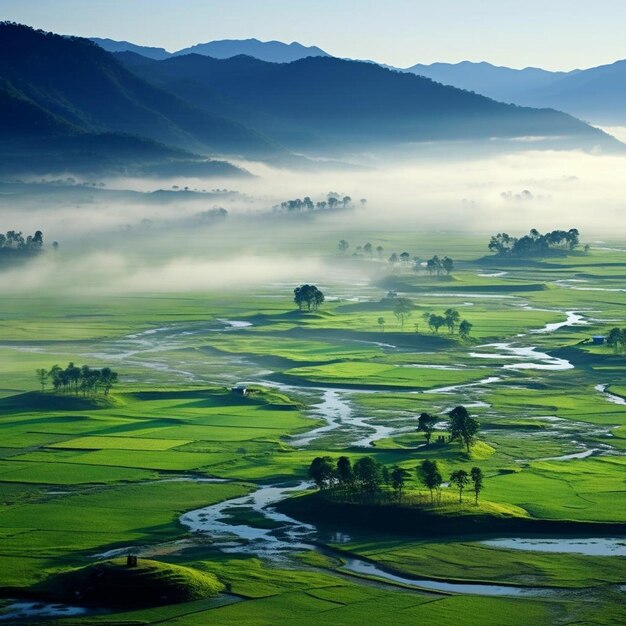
[[89, 37, 171, 60], [0, 80, 247, 176], [173, 38, 330, 63], [404, 61, 571, 105], [0, 23, 283, 164], [118, 52, 617, 152], [519, 59, 626, 125]]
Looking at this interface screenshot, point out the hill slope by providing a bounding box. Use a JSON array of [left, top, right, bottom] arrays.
[[0, 23, 282, 160], [405, 61, 571, 104], [119, 53, 617, 152]]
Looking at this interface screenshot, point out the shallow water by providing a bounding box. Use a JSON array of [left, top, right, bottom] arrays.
[[340, 559, 564, 597], [481, 537, 626, 557], [0, 602, 92, 621]]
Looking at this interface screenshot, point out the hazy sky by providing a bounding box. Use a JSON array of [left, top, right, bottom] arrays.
[[4, 0, 626, 70]]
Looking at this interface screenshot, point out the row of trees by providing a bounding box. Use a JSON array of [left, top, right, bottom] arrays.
[[607, 328, 626, 353], [338, 240, 384, 257], [277, 194, 364, 213], [419, 459, 484, 504], [294, 284, 325, 311], [308, 455, 485, 505], [36, 363, 119, 396], [488, 228, 580, 257], [0, 230, 55, 257]]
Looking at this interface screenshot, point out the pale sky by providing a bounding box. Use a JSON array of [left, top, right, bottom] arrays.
[[4, 0, 626, 70]]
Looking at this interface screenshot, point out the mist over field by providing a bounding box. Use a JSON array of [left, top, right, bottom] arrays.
[[3, 147, 626, 297]]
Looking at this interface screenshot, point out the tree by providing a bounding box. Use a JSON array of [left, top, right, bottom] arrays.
[[294, 284, 325, 312], [428, 314, 445, 333], [354, 456, 383, 496], [363, 243, 373, 255], [607, 327, 625, 353], [393, 297, 413, 328], [448, 406, 479, 453], [35, 368, 49, 392], [376, 245, 384, 258], [100, 367, 118, 395], [336, 456, 354, 489], [390, 466, 410, 501], [459, 320, 473, 340], [444, 308, 460, 334], [418, 459, 442, 503], [450, 469, 470, 503], [377, 317, 386, 332], [399, 252, 411, 265], [388, 252, 399, 265], [442, 256, 454, 275], [470, 466, 484, 505], [308, 456, 335, 489], [417, 412, 438, 445], [338, 240, 349, 254]]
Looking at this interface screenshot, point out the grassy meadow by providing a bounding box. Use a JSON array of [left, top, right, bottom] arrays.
[[0, 228, 625, 624]]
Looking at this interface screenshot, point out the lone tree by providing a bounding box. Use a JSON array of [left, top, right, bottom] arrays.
[[294, 284, 325, 312], [393, 297, 413, 328], [418, 459, 443, 503], [450, 469, 470, 503], [607, 327, 626, 353], [448, 405, 479, 453], [459, 320, 473, 340], [470, 466, 484, 505], [377, 316, 386, 332], [308, 456, 335, 489], [417, 412, 438, 445], [338, 240, 349, 254], [442, 256, 454, 275], [390, 466, 411, 501], [35, 368, 49, 392]]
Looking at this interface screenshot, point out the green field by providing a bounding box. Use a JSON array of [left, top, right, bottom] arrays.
[[0, 230, 625, 624]]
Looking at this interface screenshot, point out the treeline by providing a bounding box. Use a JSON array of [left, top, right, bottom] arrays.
[[488, 228, 581, 257], [0, 230, 52, 257], [308, 455, 485, 505], [337, 240, 384, 257], [36, 362, 119, 395], [276, 193, 365, 213]]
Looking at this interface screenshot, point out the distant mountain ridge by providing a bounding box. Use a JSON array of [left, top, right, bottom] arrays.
[[404, 61, 572, 104], [91, 37, 330, 63], [118, 51, 616, 153]]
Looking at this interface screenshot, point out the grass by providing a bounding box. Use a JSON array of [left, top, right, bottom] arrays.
[[0, 236, 625, 624]]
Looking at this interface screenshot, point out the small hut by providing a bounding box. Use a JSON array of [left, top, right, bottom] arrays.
[[592, 335, 605, 345], [231, 384, 248, 396]]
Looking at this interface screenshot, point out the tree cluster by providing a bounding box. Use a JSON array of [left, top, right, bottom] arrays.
[[606, 328, 626, 353], [276, 193, 357, 213], [36, 362, 119, 396], [417, 405, 479, 452], [337, 240, 384, 257], [0, 230, 44, 256], [294, 284, 325, 312], [308, 455, 485, 506], [421, 308, 472, 338], [424, 255, 454, 276], [488, 228, 580, 257]]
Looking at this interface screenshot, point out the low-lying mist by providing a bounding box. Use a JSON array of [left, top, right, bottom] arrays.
[[2, 147, 626, 296]]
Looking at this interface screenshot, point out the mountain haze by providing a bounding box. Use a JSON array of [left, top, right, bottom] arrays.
[[119, 52, 616, 152]]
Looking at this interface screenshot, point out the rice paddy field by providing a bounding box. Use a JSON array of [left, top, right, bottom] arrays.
[[0, 229, 625, 624]]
